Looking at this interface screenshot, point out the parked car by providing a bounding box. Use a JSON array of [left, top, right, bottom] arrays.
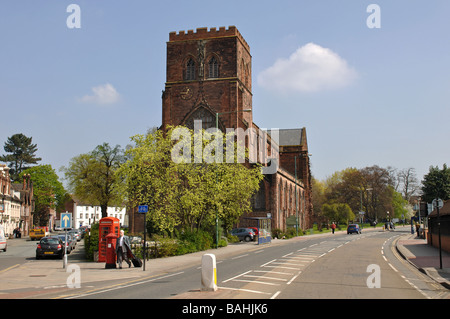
[[248, 227, 259, 236], [347, 224, 361, 234], [69, 229, 81, 241], [57, 234, 76, 254], [231, 228, 255, 242], [36, 237, 65, 259]]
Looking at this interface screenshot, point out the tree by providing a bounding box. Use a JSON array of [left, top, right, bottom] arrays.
[[421, 164, 450, 203], [321, 203, 354, 224], [388, 166, 419, 202], [321, 165, 409, 222], [311, 177, 326, 217], [63, 143, 125, 218], [117, 126, 264, 236], [390, 186, 410, 219], [0, 133, 42, 181], [20, 165, 67, 226]]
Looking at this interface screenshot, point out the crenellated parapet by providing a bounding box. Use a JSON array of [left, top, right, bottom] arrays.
[[169, 26, 250, 52]]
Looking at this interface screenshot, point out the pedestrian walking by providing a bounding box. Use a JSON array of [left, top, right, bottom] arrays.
[[331, 222, 336, 234], [116, 230, 131, 269]]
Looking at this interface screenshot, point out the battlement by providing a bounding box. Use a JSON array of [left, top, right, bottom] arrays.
[[169, 26, 250, 51]]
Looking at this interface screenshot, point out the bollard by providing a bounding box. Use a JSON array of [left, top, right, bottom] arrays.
[[201, 254, 217, 291]]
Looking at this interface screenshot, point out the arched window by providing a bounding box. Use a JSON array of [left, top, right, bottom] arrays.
[[184, 106, 215, 130], [186, 58, 195, 81], [208, 57, 219, 78]]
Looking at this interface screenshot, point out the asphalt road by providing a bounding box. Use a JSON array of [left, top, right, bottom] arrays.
[[59, 227, 449, 299], [2, 227, 448, 300]]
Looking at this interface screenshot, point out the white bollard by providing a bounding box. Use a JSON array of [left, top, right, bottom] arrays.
[[201, 254, 217, 291]]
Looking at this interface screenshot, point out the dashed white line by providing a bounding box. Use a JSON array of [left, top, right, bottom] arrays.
[[222, 270, 251, 283]]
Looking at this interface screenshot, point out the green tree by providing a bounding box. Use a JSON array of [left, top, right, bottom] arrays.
[[321, 203, 355, 224], [19, 165, 66, 227], [63, 143, 125, 218], [117, 126, 264, 237], [1, 133, 42, 181], [390, 186, 410, 219], [421, 164, 450, 203]]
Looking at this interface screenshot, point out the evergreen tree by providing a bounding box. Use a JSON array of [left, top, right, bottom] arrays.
[[0, 133, 42, 181], [421, 164, 450, 203]]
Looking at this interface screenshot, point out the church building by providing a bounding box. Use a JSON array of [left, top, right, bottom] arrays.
[[159, 26, 313, 232]]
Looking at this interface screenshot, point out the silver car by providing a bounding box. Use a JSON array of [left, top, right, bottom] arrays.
[[231, 228, 255, 242]]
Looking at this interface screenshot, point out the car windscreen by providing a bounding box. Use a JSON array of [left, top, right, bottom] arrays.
[[41, 238, 59, 244]]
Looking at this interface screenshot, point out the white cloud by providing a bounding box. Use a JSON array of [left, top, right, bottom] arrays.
[[257, 43, 357, 93], [81, 83, 120, 105]]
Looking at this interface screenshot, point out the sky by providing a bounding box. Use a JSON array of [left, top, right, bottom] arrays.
[[1, 0, 449, 185]]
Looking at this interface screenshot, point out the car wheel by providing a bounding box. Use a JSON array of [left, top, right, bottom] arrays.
[[3, 245, 6, 252], [244, 236, 251, 242]]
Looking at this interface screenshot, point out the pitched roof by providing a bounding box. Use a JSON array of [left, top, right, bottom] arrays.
[[428, 200, 450, 217], [267, 128, 306, 146]]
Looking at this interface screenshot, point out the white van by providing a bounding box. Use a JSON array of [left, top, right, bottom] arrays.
[[0, 225, 7, 252]]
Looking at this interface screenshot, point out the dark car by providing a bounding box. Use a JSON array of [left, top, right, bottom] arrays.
[[347, 224, 361, 234], [231, 228, 255, 242], [36, 237, 65, 259]]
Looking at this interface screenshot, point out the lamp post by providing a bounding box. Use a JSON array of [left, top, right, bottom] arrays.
[[214, 109, 252, 248], [360, 187, 372, 227]]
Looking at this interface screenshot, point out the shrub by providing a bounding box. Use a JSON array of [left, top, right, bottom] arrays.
[[177, 229, 213, 252], [226, 233, 240, 243], [272, 228, 283, 239], [153, 235, 179, 258], [84, 223, 99, 261]]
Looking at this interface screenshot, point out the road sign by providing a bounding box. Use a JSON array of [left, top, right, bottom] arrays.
[[61, 212, 72, 229], [432, 198, 444, 210], [138, 205, 148, 213]]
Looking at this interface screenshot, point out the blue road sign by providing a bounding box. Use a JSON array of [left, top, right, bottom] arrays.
[[61, 212, 72, 229], [138, 205, 148, 213]]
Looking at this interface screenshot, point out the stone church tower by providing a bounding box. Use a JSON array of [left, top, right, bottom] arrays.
[[162, 26, 252, 132], [127, 26, 313, 234], [160, 26, 313, 232]]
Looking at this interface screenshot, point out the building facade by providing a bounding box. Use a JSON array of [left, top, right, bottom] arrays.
[[131, 26, 313, 233], [59, 195, 127, 229], [0, 164, 34, 236]]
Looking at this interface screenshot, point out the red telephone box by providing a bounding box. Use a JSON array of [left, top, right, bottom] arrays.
[[98, 217, 120, 262]]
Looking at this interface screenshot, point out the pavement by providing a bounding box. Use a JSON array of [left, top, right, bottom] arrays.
[[395, 232, 450, 290], [0, 226, 448, 299]]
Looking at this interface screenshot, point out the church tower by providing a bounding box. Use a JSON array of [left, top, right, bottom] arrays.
[[162, 26, 253, 132]]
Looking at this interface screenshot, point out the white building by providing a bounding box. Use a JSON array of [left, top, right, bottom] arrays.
[[74, 204, 127, 228], [60, 196, 127, 229]]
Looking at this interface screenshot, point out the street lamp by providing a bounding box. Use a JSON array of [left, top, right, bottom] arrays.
[[360, 187, 372, 227], [214, 108, 252, 248]]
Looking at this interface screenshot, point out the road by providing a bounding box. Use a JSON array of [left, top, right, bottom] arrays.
[[1, 227, 448, 300], [47, 226, 448, 299]]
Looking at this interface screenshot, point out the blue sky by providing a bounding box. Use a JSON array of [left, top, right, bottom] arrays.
[[1, 0, 449, 184]]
